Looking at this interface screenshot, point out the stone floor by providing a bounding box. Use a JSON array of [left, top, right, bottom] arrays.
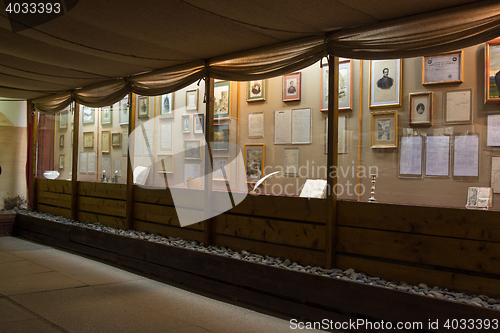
[[0, 236, 336, 333]]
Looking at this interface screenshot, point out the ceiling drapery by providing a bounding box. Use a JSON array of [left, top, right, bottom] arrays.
[[31, 0, 500, 114]]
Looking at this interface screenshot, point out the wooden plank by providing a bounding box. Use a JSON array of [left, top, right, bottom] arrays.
[[37, 191, 72, 209], [78, 211, 126, 229], [133, 202, 204, 231], [337, 254, 500, 299], [214, 214, 325, 250], [37, 204, 72, 219], [133, 186, 205, 208], [36, 179, 71, 194], [338, 200, 500, 243], [78, 196, 126, 218], [134, 220, 204, 243], [337, 226, 500, 276], [213, 234, 325, 267], [15, 214, 70, 240], [78, 182, 127, 200]]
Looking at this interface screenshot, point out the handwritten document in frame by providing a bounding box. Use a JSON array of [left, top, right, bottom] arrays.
[[444, 89, 472, 124]]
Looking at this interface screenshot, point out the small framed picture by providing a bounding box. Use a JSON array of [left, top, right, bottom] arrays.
[[422, 50, 463, 85], [59, 134, 64, 148], [245, 144, 265, 184], [321, 59, 353, 111], [112, 132, 122, 147], [186, 89, 198, 111], [370, 111, 398, 148], [59, 110, 68, 129], [101, 106, 112, 125], [182, 114, 191, 133], [160, 93, 174, 118], [213, 123, 229, 151], [82, 106, 94, 125], [101, 130, 111, 153], [184, 140, 202, 160], [119, 98, 129, 126], [369, 59, 402, 108], [213, 156, 230, 181], [486, 38, 500, 104], [193, 113, 205, 134], [247, 80, 266, 102], [409, 92, 432, 127], [83, 131, 94, 148], [444, 89, 472, 124], [283, 72, 301, 102], [157, 154, 174, 174], [214, 81, 230, 120], [138, 96, 150, 118], [58, 154, 65, 169]]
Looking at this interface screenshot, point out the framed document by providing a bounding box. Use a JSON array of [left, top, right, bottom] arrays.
[[487, 114, 500, 147], [291, 108, 311, 144], [444, 89, 472, 124], [274, 110, 292, 144], [112, 132, 121, 147], [157, 154, 173, 174], [182, 114, 191, 133], [59, 111, 68, 129], [409, 92, 432, 127], [398, 136, 423, 178], [138, 96, 150, 118], [452, 134, 479, 180], [425, 135, 450, 178], [213, 156, 230, 181], [283, 148, 299, 176], [248, 112, 264, 138], [422, 50, 463, 85], [485, 38, 500, 104], [369, 59, 402, 108], [186, 89, 198, 111], [101, 106, 112, 125], [321, 59, 353, 111], [82, 106, 94, 125], [79, 152, 87, 174], [160, 93, 174, 118], [119, 98, 129, 126], [59, 134, 64, 148], [491, 156, 500, 193], [58, 154, 65, 170], [83, 131, 94, 148], [247, 80, 265, 102], [184, 140, 202, 160], [214, 81, 230, 120], [101, 130, 111, 153], [213, 123, 229, 151], [193, 113, 204, 134], [283, 72, 301, 102], [370, 111, 398, 148], [245, 144, 264, 184]]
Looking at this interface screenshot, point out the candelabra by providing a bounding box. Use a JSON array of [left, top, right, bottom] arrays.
[[368, 174, 377, 202]]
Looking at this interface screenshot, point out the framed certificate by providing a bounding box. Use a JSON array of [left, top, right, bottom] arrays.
[[422, 50, 463, 85]]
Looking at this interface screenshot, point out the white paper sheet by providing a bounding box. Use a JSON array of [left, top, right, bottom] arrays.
[[87, 152, 96, 174], [160, 123, 172, 150], [487, 114, 500, 146], [425, 136, 450, 177], [248, 112, 264, 138], [283, 148, 299, 175], [274, 110, 292, 144], [292, 108, 311, 144], [184, 163, 201, 181], [79, 152, 87, 173], [399, 136, 422, 176], [114, 159, 122, 177], [453, 135, 479, 177], [446, 90, 471, 123]]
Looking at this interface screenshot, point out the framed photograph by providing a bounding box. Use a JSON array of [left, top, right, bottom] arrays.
[[245, 144, 265, 184], [247, 80, 266, 102], [283, 72, 301, 102], [422, 50, 463, 85], [101, 130, 111, 153], [283, 147, 299, 176], [485, 38, 500, 104], [83, 131, 94, 148], [138, 96, 150, 118], [160, 93, 174, 118], [214, 81, 230, 120], [213, 123, 229, 151], [193, 113, 205, 134], [58, 154, 65, 170], [101, 106, 112, 125], [186, 89, 198, 111], [398, 136, 424, 178], [370, 111, 398, 148], [184, 140, 202, 160], [82, 106, 94, 125], [369, 59, 402, 108], [444, 89, 472, 124], [59, 111, 68, 129], [119, 98, 129, 126], [182, 114, 191, 133], [213, 156, 230, 181], [59, 134, 64, 148], [112, 132, 122, 147], [321, 59, 353, 111], [157, 154, 174, 174], [409, 92, 432, 127], [491, 156, 500, 193]]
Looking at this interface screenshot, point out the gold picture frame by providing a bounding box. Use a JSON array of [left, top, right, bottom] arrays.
[[83, 131, 94, 148], [485, 38, 500, 104], [247, 80, 266, 102], [244, 144, 265, 184], [370, 111, 398, 148], [112, 132, 122, 147], [321, 59, 353, 111], [59, 134, 64, 148], [409, 92, 433, 127], [422, 50, 463, 85], [138, 96, 150, 118], [369, 59, 402, 108], [59, 154, 65, 169], [101, 130, 111, 153]]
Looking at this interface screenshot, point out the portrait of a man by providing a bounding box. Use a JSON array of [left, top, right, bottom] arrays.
[[377, 68, 394, 90], [287, 80, 296, 94]]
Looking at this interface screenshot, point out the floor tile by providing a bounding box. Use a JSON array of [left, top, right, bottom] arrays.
[[0, 318, 64, 333], [0, 260, 52, 278], [0, 298, 36, 324], [0, 237, 49, 252], [0, 252, 24, 264], [0, 271, 86, 296]]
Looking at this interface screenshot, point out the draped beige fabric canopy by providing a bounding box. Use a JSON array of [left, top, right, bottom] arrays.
[[2, 0, 500, 113]]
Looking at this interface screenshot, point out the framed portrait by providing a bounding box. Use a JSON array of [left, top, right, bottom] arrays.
[[119, 98, 129, 126], [58, 154, 65, 170], [101, 106, 112, 125], [160, 93, 174, 118], [101, 130, 111, 153], [369, 59, 402, 108], [213, 156, 230, 181], [444, 89, 472, 124], [247, 80, 266, 102], [422, 50, 463, 85], [491, 156, 500, 193], [370, 111, 398, 148], [184, 140, 202, 160], [157, 154, 174, 174], [138, 96, 150, 118], [182, 114, 191, 133], [245, 144, 265, 184], [112, 132, 122, 147], [59, 134, 64, 148], [83, 131, 94, 148], [82, 106, 94, 125], [59, 111, 68, 129], [321, 59, 353, 111], [193, 113, 205, 134], [186, 89, 198, 111], [485, 38, 500, 104], [283, 72, 301, 102], [213, 123, 229, 151], [409, 92, 432, 127], [214, 81, 230, 120]]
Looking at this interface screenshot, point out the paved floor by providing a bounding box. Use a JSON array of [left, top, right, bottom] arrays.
[[0, 236, 331, 333]]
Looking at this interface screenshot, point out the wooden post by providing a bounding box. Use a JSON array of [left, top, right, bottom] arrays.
[[325, 56, 339, 269], [126, 93, 136, 230], [29, 102, 38, 211], [204, 76, 215, 246], [71, 102, 80, 221]]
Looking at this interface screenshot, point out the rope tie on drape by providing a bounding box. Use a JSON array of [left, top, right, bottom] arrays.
[[320, 35, 329, 68], [202, 61, 209, 103]]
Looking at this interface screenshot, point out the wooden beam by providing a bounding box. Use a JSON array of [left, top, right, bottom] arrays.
[[71, 102, 80, 221], [204, 75, 214, 246], [126, 93, 135, 230], [31, 105, 38, 211]]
